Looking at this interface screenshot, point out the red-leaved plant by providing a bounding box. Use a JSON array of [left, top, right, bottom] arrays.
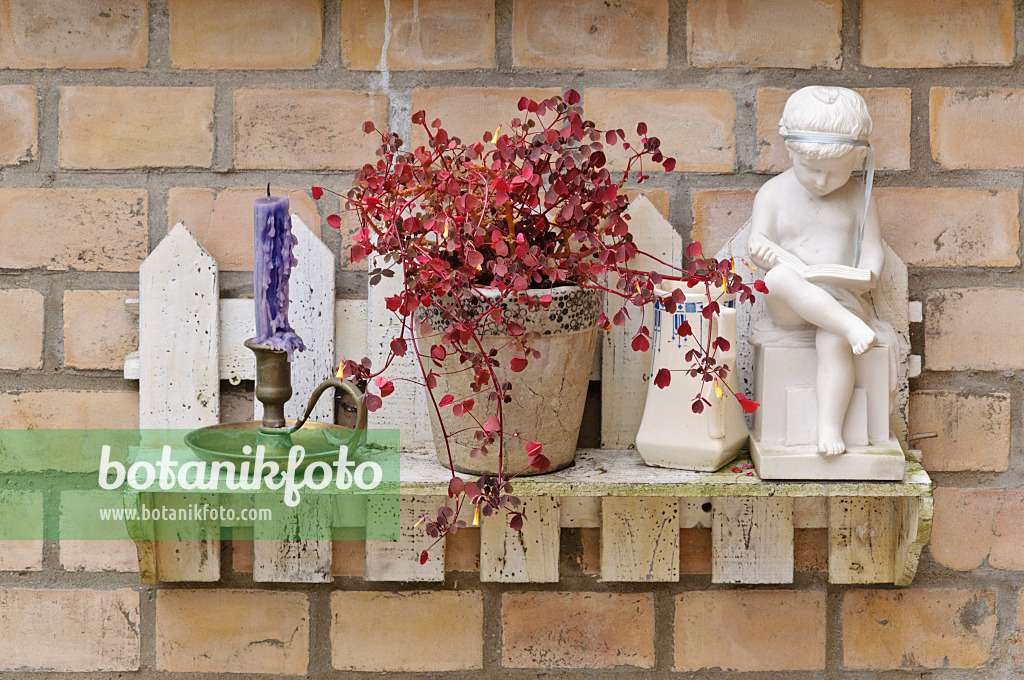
[[314, 90, 763, 561]]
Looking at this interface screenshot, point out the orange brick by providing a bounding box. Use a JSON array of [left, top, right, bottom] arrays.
[[59, 541, 137, 572], [0, 588, 140, 671], [991, 491, 1024, 570], [675, 590, 825, 671], [0, 188, 147, 271], [624, 188, 670, 218], [795, 528, 828, 572], [757, 88, 911, 173], [0, 390, 139, 430], [63, 290, 137, 370], [679, 527, 712, 573], [924, 288, 1024, 371], [862, 0, 1013, 68], [445, 526, 480, 571], [687, 0, 841, 68], [0, 492, 42, 571], [0, 540, 41, 571], [234, 89, 387, 170], [586, 88, 736, 173], [931, 488, 1002, 570], [332, 591, 483, 671], [410, 87, 561, 149], [0, 289, 43, 370], [157, 589, 309, 674], [167, 187, 322, 271], [0, 85, 36, 165], [503, 592, 655, 669], [0, 0, 147, 69], [844, 589, 996, 669], [342, 0, 494, 71], [691, 189, 755, 255], [877, 188, 1019, 267], [169, 0, 321, 69], [931, 88, 1024, 169], [513, 0, 667, 70], [59, 87, 213, 169], [911, 391, 1010, 472]]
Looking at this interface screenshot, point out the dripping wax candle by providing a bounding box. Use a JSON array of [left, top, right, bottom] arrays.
[[252, 193, 305, 360]]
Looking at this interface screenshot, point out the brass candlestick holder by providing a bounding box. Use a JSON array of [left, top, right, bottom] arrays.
[[183, 339, 367, 468]]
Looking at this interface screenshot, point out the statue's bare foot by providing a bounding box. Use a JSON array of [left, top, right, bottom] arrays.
[[846, 324, 876, 356], [818, 428, 846, 456]]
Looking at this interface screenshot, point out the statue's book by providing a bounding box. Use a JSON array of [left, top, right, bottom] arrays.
[[750, 231, 876, 290]]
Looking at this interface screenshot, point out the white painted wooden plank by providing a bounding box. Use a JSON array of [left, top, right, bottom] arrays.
[[601, 497, 680, 582], [601, 195, 684, 448], [366, 253, 433, 450], [364, 495, 445, 581], [794, 497, 828, 528], [139, 222, 220, 428], [894, 495, 932, 587], [253, 495, 333, 583], [480, 496, 560, 582], [680, 497, 712, 528], [253, 215, 335, 424], [335, 299, 368, 367], [712, 496, 793, 584], [151, 493, 221, 582], [219, 298, 254, 384], [828, 497, 897, 584], [138, 224, 221, 582], [559, 496, 600, 528], [129, 298, 371, 384]]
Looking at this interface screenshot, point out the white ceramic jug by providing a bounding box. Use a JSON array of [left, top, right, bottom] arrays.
[[635, 284, 748, 470]]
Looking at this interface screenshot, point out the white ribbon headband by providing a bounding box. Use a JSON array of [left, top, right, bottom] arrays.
[[781, 132, 875, 268]]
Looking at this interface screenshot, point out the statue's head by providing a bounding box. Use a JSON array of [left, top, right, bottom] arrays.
[[779, 86, 872, 162]]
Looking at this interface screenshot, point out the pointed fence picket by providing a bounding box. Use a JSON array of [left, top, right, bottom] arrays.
[[124, 200, 932, 587]]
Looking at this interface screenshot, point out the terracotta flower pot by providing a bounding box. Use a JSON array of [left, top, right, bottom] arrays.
[[422, 286, 600, 476]]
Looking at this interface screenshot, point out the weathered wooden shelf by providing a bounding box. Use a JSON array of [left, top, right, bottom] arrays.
[[127, 446, 932, 587]]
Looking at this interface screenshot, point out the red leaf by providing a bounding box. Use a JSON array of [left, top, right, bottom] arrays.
[[654, 368, 672, 389], [676, 320, 692, 337], [363, 121, 376, 133], [565, 89, 581, 105], [686, 241, 702, 259], [374, 376, 395, 398], [528, 453, 550, 473], [482, 415, 500, 433], [365, 393, 383, 412], [453, 398, 474, 417], [390, 337, 408, 357], [637, 122, 647, 135], [419, 550, 428, 565], [735, 393, 761, 414], [447, 477, 465, 498], [662, 158, 677, 172], [311, 186, 324, 200], [631, 333, 650, 352], [439, 395, 455, 408], [753, 280, 769, 294], [539, 294, 553, 308], [326, 214, 342, 229], [509, 514, 524, 532], [510, 356, 528, 372], [430, 345, 447, 363], [350, 245, 366, 264], [691, 399, 704, 415], [526, 441, 543, 457]]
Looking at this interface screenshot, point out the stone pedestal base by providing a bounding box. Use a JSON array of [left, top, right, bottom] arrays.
[[750, 435, 906, 480]]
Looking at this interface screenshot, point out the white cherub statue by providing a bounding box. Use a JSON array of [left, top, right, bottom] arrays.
[[745, 86, 905, 479]]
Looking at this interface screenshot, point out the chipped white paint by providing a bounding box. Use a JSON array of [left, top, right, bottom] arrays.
[[712, 496, 793, 584], [139, 223, 220, 428], [602, 195, 684, 448], [481, 496, 560, 582], [364, 495, 445, 581]]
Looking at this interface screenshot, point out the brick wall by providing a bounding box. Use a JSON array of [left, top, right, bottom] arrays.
[[0, 0, 1022, 676]]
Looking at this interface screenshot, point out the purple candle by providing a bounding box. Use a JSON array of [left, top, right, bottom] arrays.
[[253, 194, 305, 360]]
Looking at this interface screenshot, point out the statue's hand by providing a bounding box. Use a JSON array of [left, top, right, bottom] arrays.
[[750, 241, 777, 268]]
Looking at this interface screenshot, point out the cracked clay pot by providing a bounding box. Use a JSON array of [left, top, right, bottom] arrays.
[[421, 285, 600, 476]]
